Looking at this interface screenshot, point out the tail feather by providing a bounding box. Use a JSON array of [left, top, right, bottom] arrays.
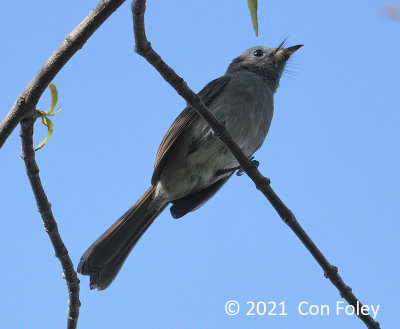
[[77, 186, 168, 290]]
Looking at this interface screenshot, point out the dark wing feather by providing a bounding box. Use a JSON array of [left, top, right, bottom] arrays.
[[170, 173, 234, 219], [151, 75, 231, 184]]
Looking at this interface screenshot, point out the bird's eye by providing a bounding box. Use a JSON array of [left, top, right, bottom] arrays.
[[253, 50, 264, 57]]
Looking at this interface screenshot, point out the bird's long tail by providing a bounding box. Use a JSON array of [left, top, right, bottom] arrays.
[[77, 186, 168, 290]]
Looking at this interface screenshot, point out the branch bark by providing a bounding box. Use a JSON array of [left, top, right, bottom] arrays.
[[131, 1, 381, 328], [0, 0, 126, 149], [20, 117, 80, 329], [1, 1, 127, 328]]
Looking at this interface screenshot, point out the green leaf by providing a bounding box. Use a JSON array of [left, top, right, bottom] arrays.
[[247, 0, 258, 36], [35, 117, 54, 151], [35, 83, 61, 151], [48, 83, 58, 113], [47, 107, 61, 117]]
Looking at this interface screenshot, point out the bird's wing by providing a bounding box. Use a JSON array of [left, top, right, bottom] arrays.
[[151, 75, 231, 184], [169, 172, 234, 219]]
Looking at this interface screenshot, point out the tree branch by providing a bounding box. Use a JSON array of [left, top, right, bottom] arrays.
[[20, 117, 80, 329], [131, 1, 380, 328], [3, 1, 128, 328], [0, 0, 126, 149]]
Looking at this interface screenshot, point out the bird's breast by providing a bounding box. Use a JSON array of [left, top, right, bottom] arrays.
[[157, 72, 274, 201]]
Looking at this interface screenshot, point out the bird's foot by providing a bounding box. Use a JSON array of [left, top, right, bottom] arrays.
[[236, 156, 259, 176]]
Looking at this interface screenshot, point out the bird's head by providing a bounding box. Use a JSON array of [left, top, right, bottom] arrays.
[[226, 41, 303, 92]]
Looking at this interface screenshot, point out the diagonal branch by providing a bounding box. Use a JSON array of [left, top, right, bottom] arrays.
[[131, 1, 380, 328], [20, 117, 80, 329], [0, 0, 126, 150]]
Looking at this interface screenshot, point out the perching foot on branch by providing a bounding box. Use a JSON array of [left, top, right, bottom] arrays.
[[237, 156, 260, 176]]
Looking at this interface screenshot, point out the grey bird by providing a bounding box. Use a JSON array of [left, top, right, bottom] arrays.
[[78, 42, 303, 290]]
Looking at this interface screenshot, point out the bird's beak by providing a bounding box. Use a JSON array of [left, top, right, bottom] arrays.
[[282, 44, 303, 56]]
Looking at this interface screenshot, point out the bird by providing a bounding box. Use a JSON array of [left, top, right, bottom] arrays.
[[77, 42, 303, 290]]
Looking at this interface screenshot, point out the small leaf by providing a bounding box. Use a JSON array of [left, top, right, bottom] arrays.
[[47, 107, 61, 117], [35, 83, 62, 151], [35, 117, 54, 151], [247, 0, 259, 36], [48, 83, 58, 113]]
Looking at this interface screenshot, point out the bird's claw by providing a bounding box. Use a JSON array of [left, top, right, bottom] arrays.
[[250, 156, 260, 168], [236, 169, 245, 176], [236, 156, 259, 176]]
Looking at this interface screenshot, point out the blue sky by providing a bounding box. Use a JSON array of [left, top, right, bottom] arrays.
[[1, 1, 398, 328]]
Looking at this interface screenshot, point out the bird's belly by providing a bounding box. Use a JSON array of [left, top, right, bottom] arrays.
[[155, 140, 232, 201], [156, 110, 271, 201]]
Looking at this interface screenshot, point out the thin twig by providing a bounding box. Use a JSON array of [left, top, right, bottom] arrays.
[[131, 1, 380, 328], [20, 117, 80, 329], [0, 0, 126, 149], [3, 1, 127, 328]]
